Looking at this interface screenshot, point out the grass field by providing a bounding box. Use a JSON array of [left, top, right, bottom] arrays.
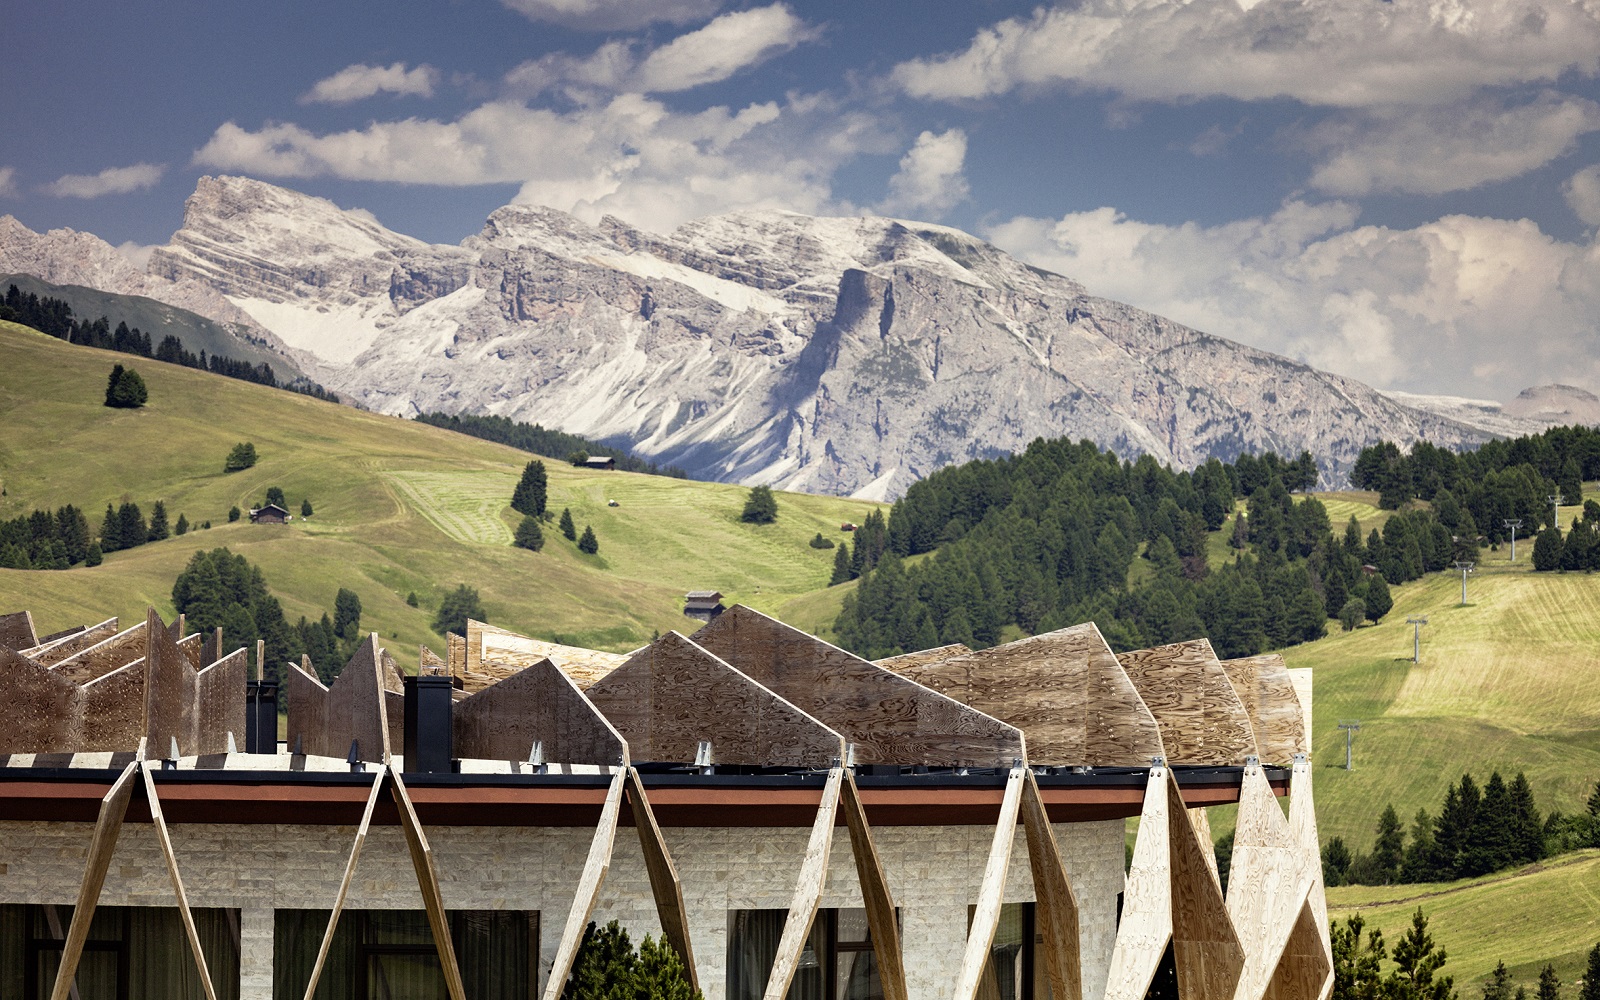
[[0, 322, 881, 652], [1328, 851, 1600, 990]]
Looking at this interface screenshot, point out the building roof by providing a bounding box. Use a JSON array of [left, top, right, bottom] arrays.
[[584, 455, 616, 466]]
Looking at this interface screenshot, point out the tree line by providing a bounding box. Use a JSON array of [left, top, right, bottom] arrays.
[[416, 411, 687, 479], [0, 499, 211, 570], [2, 284, 336, 401]]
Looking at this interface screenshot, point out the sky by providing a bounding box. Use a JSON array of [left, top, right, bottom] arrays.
[[4, 0, 1600, 402]]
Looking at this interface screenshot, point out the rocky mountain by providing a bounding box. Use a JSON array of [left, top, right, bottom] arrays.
[[2, 176, 1513, 498]]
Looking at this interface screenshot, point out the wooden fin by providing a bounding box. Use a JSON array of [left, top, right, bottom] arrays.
[[1190, 806, 1221, 889], [1117, 639, 1256, 765], [141, 764, 220, 1000], [457, 655, 627, 766], [625, 768, 697, 990], [1218, 655, 1308, 765], [1165, 772, 1244, 1000], [1021, 769, 1082, 1000], [542, 768, 627, 1000], [1266, 889, 1332, 1000], [50, 618, 148, 684], [49, 761, 138, 1000], [0, 609, 38, 651], [144, 608, 200, 757], [953, 768, 1025, 1000], [299, 767, 386, 1000], [24, 617, 119, 665], [1288, 762, 1332, 1000], [390, 769, 467, 1000], [840, 770, 908, 1000], [1104, 770, 1175, 1000], [1227, 765, 1307, 1000], [763, 767, 844, 1000]]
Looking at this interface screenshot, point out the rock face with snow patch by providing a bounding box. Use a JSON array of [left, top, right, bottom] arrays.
[[8, 176, 1502, 497]]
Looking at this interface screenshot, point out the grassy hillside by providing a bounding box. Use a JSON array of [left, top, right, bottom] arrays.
[[1281, 523, 1600, 849], [1328, 851, 1600, 989], [0, 322, 880, 652]]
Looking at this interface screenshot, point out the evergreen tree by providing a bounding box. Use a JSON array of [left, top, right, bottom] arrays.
[[1365, 574, 1393, 622], [1340, 598, 1367, 632], [1560, 460, 1584, 512], [514, 514, 546, 551], [175, 513, 189, 536], [84, 541, 102, 566], [634, 934, 702, 1000], [301, 498, 313, 517], [406, 591, 419, 607], [99, 504, 120, 553], [1579, 943, 1600, 1000], [1483, 962, 1513, 1000], [1387, 908, 1455, 1000], [740, 484, 778, 524], [1332, 913, 1387, 1000], [559, 508, 576, 541], [105, 366, 148, 408], [117, 502, 146, 550], [1433, 775, 1481, 879], [808, 532, 834, 549], [1325, 569, 1349, 619], [104, 364, 125, 407], [1371, 805, 1405, 884], [265, 486, 286, 508], [1323, 837, 1353, 886], [1507, 772, 1545, 865], [228, 505, 241, 523], [1534, 526, 1564, 571], [224, 442, 257, 472], [559, 921, 636, 1000], [334, 588, 362, 638], [433, 584, 485, 636], [1461, 771, 1516, 876], [1539, 965, 1561, 1000], [830, 543, 851, 585], [578, 524, 599, 554], [1287, 581, 1328, 643], [511, 459, 549, 517], [147, 501, 169, 541]]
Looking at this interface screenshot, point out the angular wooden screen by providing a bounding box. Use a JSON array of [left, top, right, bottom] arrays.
[[691, 605, 1022, 767], [1219, 654, 1308, 765], [872, 644, 971, 673], [288, 634, 398, 762], [889, 622, 1163, 767], [465, 619, 626, 690], [0, 610, 38, 651], [22, 617, 119, 665], [1117, 638, 1256, 765], [586, 631, 843, 766], [455, 655, 627, 765], [50, 618, 149, 683]]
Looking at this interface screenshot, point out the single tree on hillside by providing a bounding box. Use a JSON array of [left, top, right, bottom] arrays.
[[1387, 908, 1453, 1000], [830, 543, 851, 585], [228, 505, 241, 523], [511, 460, 548, 517], [175, 513, 189, 536], [103, 364, 148, 408], [334, 588, 362, 638], [741, 485, 778, 524], [147, 501, 169, 542], [559, 507, 576, 541], [1339, 597, 1366, 632], [224, 442, 257, 472], [514, 514, 545, 551], [406, 591, 419, 607], [301, 498, 313, 517], [433, 584, 485, 636], [809, 532, 834, 549], [578, 524, 599, 554]]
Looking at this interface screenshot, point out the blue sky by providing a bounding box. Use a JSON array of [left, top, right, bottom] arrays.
[[5, 0, 1600, 400]]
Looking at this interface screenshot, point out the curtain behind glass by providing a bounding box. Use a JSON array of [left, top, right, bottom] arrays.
[[275, 909, 354, 1000], [727, 909, 827, 1000], [3, 905, 25, 1000], [127, 907, 240, 1000], [274, 909, 531, 1000]]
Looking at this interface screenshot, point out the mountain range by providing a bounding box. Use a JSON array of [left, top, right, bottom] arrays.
[[1, 176, 1580, 498]]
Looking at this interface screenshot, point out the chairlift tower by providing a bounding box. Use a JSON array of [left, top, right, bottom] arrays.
[[1454, 560, 1475, 606], [1338, 720, 1362, 771], [1503, 519, 1523, 562], [1548, 494, 1566, 531], [1406, 615, 1428, 663]]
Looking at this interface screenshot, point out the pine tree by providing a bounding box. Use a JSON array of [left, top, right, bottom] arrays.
[[1560, 460, 1584, 512], [1460, 771, 1515, 876], [147, 501, 169, 541], [1365, 574, 1393, 622], [1387, 908, 1454, 1000], [228, 506, 241, 523], [1534, 526, 1564, 571], [559, 921, 637, 1000], [511, 460, 548, 517], [1539, 964, 1561, 1000], [1325, 568, 1348, 619], [830, 543, 851, 585], [578, 524, 599, 554], [1507, 772, 1545, 865], [84, 541, 103, 567], [635, 934, 702, 1000], [406, 591, 419, 607], [432, 584, 485, 636], [105, 366, 147, 408], [301, 498, 313, 517], [117, 502, 146, 550], [559, 508, 576, 541], [1323, 837, 1352, 886], [1332, 914, 1387, 1000], [1371, 805, 1405, 884], [333, 588, 362, 638], [224, 442, 257, 472], [99, 504, 120, 553], [740, 484, 778, 524], [104, 363, 125, 406], [514, 514, 545, 551], [265, 486, 286, 508], [1579, 943, 1600, 1000], [1483, 961, 1513, 1000], [175, 513, 189, 536]]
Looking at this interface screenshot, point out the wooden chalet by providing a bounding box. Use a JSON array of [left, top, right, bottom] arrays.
[[584, 455, 617, 470], [683, 589, 725, 622], [0, 602, 1327, 1000], [248, 502, 291, 523]]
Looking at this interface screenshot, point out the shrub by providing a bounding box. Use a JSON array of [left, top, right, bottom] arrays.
[[224, 442, 257, 472], [809, 532, 835, 549]]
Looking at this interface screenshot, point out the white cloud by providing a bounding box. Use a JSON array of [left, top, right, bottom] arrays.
[[505, 4, 817, 95], [984, 202, 1600, 397], [301, 62, 439, 104], [892, 0, 1600, 109], [876, 128, 969, 219], [499, 0, 722, 30], [1304, 93, 1600, 196], [194, 92, 893, 233], [43, 163, 165, 198], [1566, 164, 1600, 227], [115, 241, 158, 270], [0, 167, 16, 197]]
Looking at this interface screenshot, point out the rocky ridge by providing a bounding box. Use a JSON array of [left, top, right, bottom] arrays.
[[0, 176, 1529, 498]]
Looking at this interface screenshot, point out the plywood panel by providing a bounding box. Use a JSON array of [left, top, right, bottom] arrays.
[[1022, 770, 1082, 1000], [141, 765, 220, 1000], [468, 619, 628, 689], [692, 606, 1022, 767], [873, 644, 972, 672], [543, 770, 626, 1000], [288, 635, 392, 762], [0, 646, 85, 753], [1165, 772, 1244, 1000], [49, 762, 138, 1000], [456, 655, 627, 766], [890, 622, 1163, 767], [1219, 655, 1308, 765], [145, 609, 200, 757], [1265, 892, 1331, 1000], [1288, 762, 1332, 1000], [1117, 639, 1256, 765], [1190, 807, 1221, 889], [587, 631, 842, 766], [764, 768, 843, 1000], [51, 619, 148, 683], [840, 771, 907, 1000], [1105, 770, 1176, 1000], [1226, 766, 1310, 1000], [625, 769, 697, 991], [391, 769, 467, 1000], [195, 648, 247, 754], [0, 610, 37, 651], [80, 660, 146, 751], [954, 769, 1025, 1000], [23, 617, 119, 665], [1286, 670, 1313, 755]]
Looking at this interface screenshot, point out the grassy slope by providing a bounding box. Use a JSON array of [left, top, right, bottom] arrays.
[[0, 322, 880, 652], [1328, 851, 1600, 989]]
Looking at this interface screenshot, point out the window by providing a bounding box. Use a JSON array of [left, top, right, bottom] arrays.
[[2, 903, 240, 1000], [727, 908, 896, 1000], [273, 908, 537, 1000], [970, 903, 1035, 1000]]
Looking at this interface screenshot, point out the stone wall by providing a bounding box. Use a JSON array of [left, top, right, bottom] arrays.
[[0, 816, 1126, 1000]]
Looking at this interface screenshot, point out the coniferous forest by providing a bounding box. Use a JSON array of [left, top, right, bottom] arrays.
[[415, 411, 688, 479]]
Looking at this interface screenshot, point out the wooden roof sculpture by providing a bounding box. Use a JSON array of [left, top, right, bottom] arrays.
[[1219, 653, 1309, 765], [1117, 638, 1257, 766], [0, 609, 38, 650], [586, 630, 844, 767], [16, 616, 119, 664], [454, 653, 627, 766], [0, 608, 244, 755], [887, 622, 1166, 766], [872, 643, 971, 672], [462, 618, 627, 691], [691, 604, 1024, 767], [287, 633, 406, 763]]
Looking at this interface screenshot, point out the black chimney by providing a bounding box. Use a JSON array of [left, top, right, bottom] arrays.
[[403, 675, 455, 773], [245, 680, 278, 754]]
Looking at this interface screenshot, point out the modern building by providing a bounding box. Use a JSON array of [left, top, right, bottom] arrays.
[[0, 606, 1327, 1000]]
